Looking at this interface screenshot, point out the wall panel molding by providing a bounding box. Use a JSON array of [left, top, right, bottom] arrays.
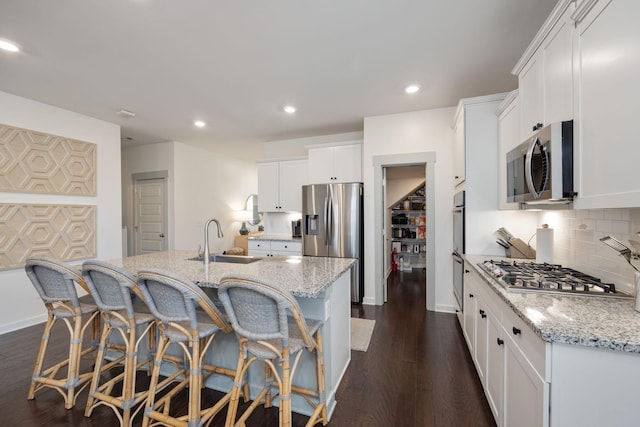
[[0, 203, 96, 270], [0, 123, 96, 195]]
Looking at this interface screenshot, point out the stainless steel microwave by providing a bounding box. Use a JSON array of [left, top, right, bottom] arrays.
[[506, 120, 574, 206]]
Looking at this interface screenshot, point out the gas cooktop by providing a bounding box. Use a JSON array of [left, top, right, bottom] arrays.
[[478, 260, 632, 298]]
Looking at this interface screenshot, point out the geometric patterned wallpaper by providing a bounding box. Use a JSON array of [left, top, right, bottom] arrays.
[[0, 204, 96, 271], [0, 123, 96, 196]]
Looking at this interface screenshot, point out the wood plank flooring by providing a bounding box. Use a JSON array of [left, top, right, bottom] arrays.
[[0, 270, 494, 426]]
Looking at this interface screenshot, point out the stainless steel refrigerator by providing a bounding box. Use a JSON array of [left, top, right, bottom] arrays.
[[302, 183, 364, 303]]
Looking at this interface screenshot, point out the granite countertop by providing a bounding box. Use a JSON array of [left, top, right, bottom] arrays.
[[107, 250, 354, 298], [464, 254, 640, 354], [247, 235, 302, 242]]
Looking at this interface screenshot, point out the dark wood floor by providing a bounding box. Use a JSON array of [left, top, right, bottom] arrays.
[[0, 270, 494, 426]]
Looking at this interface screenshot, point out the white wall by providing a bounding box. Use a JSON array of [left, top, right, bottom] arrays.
[[173, 142, 257, 253], [263, 131, 363, 159], [121, 141, 257, 256], [0, 91, 122, 334], [363, 107, 455, 309]]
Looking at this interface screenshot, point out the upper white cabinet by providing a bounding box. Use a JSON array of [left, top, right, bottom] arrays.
[[497, 91, 521, 210], [257, 159, 307, 212], [572, 0, 640, 208], [514, 0, 575, 140], [308, 143, 362, 184], [452, 111, 466, 186]]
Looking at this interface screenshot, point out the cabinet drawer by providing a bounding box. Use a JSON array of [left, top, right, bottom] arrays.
[[502, 306, 547, 379], [248, 240, 269, 251], [271, 240, 301, 254]]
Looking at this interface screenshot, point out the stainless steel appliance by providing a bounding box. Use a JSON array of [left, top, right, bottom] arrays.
[[291, 219, 302, 237], [478, 260, 632, 298], [452, 191, 465, 310], [506, 120, 574, 206], [302, 183, 364, 303]]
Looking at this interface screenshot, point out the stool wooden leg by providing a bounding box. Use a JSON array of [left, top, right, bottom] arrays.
[[315, 331, 328, 426], [27, 314, 54, 400], [225, 346, 247, 427], [65, 312, 84, 409], [280, 349, 291, 427], [84, 321, 111, 417], [142, 335, 169, 427]]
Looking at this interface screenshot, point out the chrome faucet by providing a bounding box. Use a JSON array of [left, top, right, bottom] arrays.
[[203, 218, 224, 265]]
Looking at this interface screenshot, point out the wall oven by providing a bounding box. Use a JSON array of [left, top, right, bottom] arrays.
[[452, 191, 465, 310], [506, 120, 574, 206]]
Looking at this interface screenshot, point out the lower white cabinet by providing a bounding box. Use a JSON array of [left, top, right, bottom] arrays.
[[248, 239, 301, 257], [461, 266, 549, 427]]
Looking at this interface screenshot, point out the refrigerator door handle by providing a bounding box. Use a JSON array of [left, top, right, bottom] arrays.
[[324, 194, 330, 244], [327, 195, 333, 246]]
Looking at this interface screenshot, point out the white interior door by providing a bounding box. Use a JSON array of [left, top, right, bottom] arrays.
[[134, 177, 167, 255], [382, 167, 388, 303]]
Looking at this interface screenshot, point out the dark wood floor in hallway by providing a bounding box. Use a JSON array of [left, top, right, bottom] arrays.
[[0, 269, 495, 426]]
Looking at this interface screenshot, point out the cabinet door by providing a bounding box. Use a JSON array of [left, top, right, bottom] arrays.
[[542, 5, 573, 125], [278, 159, 307, 211], [258, 162, 280, 212], [475, 300, 489, 387], [573, 0, 640, 208], [452, 111, 466, 185], [271, 240, 302, 255], [333, 144, 362, 182], [308, 147, 334, 184], [519, 55, 543, 140], [462, 272, 477, 355], [498, 93, 521, 210], [486, 312, 504, 425], [504, 335, 549, 427]]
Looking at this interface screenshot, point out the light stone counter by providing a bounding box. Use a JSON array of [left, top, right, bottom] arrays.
[[108, 250, 354, 298], [464, 254, 640, 353]]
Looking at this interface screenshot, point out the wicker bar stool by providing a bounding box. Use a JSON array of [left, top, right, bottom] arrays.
[[24, 257, 101, 409], [82, 260, 170, 427], [137, 269, 240, 427], [218, 275, 328, 427]]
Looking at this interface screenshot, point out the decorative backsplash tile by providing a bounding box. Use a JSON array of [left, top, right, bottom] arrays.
[[0, 123, 96, 196], [539, 208, 640, 294], [0, 203, 96, 270]]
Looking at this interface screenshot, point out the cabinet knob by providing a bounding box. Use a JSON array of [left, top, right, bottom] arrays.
[[469, 293, 474, 298], [454, 175, 459, 179], [497, 338, 504, 346], [532, 122, 543, 132], [465, 269, 470, 273], [512, 327, 522, 336], [479, 309, 486, 319]]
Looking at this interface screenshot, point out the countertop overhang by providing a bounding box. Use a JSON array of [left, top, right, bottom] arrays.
[[464, 255, 640, 354], [107, 250, 355, 298]]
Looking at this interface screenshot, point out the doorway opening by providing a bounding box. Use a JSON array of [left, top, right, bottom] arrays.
[[132, 171, 168, 255], [373, 152, 435, 310]]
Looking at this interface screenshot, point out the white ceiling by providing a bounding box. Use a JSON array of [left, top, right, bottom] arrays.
[[0, 0, 557, 160]]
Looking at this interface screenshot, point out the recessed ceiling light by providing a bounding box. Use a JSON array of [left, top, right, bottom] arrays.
[[0, 39, 20, 52], [194, 120, 206, 128], [283, 105, 296, 114], [405, 84, 420, 94]]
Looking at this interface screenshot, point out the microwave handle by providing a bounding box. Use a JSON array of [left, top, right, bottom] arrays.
[[525, 137, 542, 199]]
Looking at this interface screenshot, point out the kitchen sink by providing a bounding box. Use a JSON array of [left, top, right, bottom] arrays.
[[187, 254, 262, 264]]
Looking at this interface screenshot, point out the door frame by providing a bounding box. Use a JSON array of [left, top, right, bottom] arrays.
[[132, 171, 169, 255], [373, 152, 436, 311]]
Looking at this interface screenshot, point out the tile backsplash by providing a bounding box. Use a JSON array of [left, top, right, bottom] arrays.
[[260, 212, 302, 237], [538, 208, 640, 294]]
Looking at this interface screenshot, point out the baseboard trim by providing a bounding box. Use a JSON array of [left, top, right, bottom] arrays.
[[0, 313, 47, 335]]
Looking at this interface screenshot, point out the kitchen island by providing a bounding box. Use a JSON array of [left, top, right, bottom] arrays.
[[108, 250, 356, 419], [462, 254, 640, 427]]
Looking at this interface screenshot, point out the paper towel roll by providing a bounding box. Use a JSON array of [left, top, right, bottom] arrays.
[[536, 227, 554, 264], [634, 272, 640, 313]]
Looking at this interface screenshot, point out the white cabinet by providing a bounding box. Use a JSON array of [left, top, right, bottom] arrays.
[[452, 112, 465, 186], [514, 1, 574, 139], [257, 159, 307, 212], [497, 91, 521, 210], [572, 0, 640, 208], [248, 239, 302, 257], [308, 144, 362, 184], [462, 267, 549, 427]]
